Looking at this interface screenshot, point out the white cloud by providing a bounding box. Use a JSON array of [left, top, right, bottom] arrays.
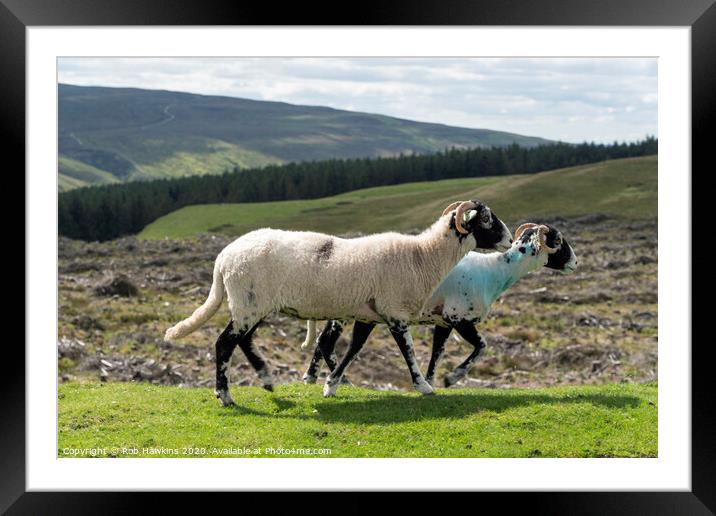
[[58, 57, 657, 143]]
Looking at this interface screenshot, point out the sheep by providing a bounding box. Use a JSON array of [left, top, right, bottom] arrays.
[[301, 223, 577, 388], [164, 199, 513, 405]]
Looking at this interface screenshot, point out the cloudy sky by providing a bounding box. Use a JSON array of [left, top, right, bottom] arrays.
[[58, 57, 657, 143]]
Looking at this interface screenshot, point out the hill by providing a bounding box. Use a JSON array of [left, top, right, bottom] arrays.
[[140, 155, 656, 239], [58, 83, 552, 190]]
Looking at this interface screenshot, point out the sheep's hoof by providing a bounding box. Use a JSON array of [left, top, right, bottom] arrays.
[[340, 376, 352, 386], [262, 384, 274, 392], [323, 382, 338, 397], [215, 389, 235, 407], [302, 373, 318, 385], [425, 377, 435, 388], [444, 371, 463, 388], [415, 380, 435, 395]]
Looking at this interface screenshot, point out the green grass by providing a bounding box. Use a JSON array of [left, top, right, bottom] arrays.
[[140, 155, 657, 239], [58, 155, 121, 191], [58, 382, 657, 458], [132, 138, 278, 179]]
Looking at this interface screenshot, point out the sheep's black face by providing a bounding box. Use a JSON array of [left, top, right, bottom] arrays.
[[465, 202, 513, 252], [543, 225, 578, 274]]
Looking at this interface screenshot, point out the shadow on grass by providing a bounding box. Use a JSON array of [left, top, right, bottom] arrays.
[[220, 391, 642, 425]]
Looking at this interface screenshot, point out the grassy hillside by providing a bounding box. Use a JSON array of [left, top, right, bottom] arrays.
[[58, 155, 121, 191], [58, 382, 657, 458], [141, 155, 656, 239], [59, 83, 551, 189]]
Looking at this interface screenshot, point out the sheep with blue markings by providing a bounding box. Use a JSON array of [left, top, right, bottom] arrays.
[[164, 199, 512, 405], [302, 223, 577, 388]]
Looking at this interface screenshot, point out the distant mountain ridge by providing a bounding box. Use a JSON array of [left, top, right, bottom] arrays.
[[58, 83, 553, 191]]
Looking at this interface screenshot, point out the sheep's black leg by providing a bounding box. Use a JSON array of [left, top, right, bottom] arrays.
[[321, 321, 353, 385], [444, 320, 486, 388], [303, 343, 325, 384], [389, 323, 434, 395], [303, 321, 339, 382], [319, 321, 343, 372], [234, 322, 273, 391], [323, 321, 374, 397], [303, 320, 346, 384], [425, 324, 452, 387], [215, 320, 257, 406]]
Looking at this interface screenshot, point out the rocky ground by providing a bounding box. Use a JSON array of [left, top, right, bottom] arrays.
[[58, 214, 657, 392]]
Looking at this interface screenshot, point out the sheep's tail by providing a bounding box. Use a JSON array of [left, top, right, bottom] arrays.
[[164, 265, 224, 341], [301, 320, 317, 349]]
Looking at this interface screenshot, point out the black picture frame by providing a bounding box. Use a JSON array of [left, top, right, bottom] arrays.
[[4, 0, 709, 512]]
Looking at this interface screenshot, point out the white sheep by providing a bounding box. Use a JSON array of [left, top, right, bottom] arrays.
[[302, 223, 577, 388], [164, 200, 512, 405]]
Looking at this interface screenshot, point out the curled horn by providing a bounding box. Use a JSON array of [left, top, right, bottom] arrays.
[[453, 201, 478, 234], [514, 223, 539, 241], [538, 225, 560, 254], [441, 201, 464, 216]]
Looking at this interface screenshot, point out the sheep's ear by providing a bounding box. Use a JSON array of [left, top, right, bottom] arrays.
[[464, 209, 477, 223]]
